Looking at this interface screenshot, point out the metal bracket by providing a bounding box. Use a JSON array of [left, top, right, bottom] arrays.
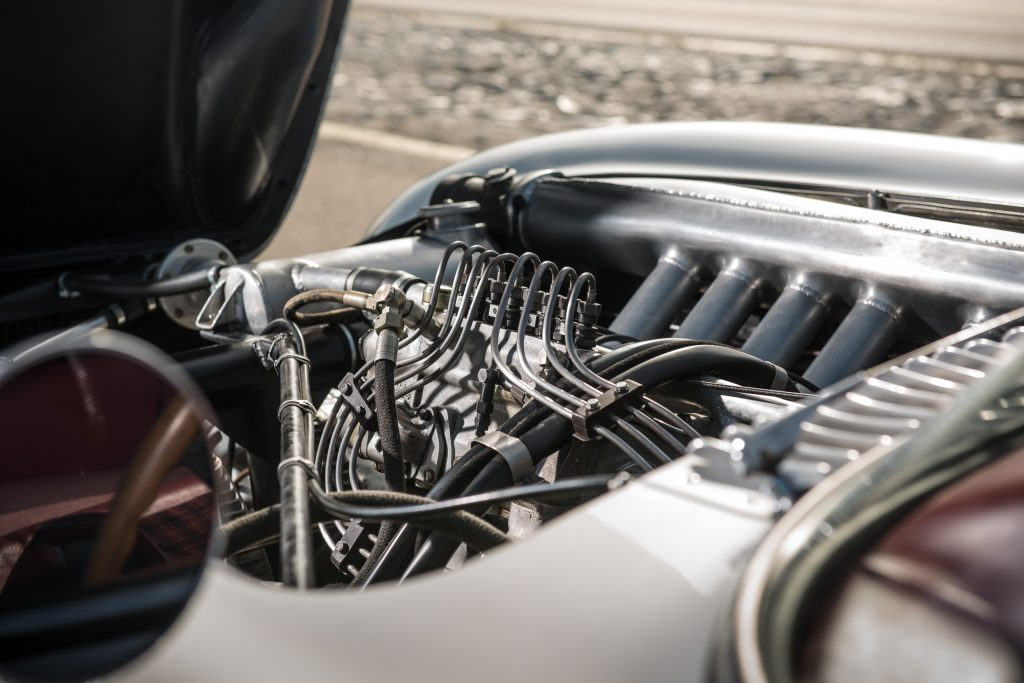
[[338, 373, 377, 432], [330, 520, 378, 581], [570, 379, 646, 441], [157, 238, 235, 330], [419, 406, 460, 487]]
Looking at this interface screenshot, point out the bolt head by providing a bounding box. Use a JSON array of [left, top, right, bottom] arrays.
[[374, 283, 404, 307]]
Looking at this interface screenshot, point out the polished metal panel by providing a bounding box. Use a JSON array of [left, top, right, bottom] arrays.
[[728, 322, 1024, 683], [521, 177, 1024, 317], [517, 177, 1024, 378], [370, 122, 1024, 236]]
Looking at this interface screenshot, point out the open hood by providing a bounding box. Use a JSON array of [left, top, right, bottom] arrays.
[[0, 0, 350, 281]]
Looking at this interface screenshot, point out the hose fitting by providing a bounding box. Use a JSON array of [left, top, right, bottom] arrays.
[[373, 284, 440, 338], [373, 306, 404, 364]]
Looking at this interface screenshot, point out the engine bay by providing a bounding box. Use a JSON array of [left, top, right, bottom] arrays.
[[175, 171, 1024, 589], [4, 160, 1024, 682]]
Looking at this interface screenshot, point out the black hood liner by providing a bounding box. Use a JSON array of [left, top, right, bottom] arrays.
[[0, 0, 349, 280]]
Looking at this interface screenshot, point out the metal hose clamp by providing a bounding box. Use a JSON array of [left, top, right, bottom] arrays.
[[277, 456, 317, 480], [472, 431, 533, 481], [57, 272, 80, 299], [273, 350, 311, 370], [277, 399, 318, 422]]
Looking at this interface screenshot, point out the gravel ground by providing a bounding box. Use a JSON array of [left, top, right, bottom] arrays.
[[326, 9, 1024, 149]]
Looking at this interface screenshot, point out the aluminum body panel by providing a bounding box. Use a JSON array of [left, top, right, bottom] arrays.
[[368, 122, 1024, 236], [122, 457, 774, 683]]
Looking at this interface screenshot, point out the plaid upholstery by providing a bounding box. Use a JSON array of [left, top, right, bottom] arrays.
[[138, 491, 213, 564], [0, 470, 212, 592]]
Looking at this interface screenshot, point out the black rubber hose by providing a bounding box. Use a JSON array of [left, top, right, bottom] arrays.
[[594, 332, 639, 346], [352, 358, 407, 585], [684, 379, 811, 401], [313, 475, 614, 522], [357, 403, 554, 585], [219, 490, 509, 556], [364, 341, 697, 584], [596, 338, 815, 392], [62, 269, 216, 298], [259, 319, 316, 588], [261, 320, 316, 588], [400, 411, 573, 580], [0, 280, 102, 325], [598, 338, 738, 379], [421, 341, 737, 506], [401, 344, 792, 579], [373, 358, 406, 494], [621, 345, 791, 391]]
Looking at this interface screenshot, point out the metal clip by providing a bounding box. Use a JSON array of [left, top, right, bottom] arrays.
[[273, 350, 311, 370], [570, 379, 646, 440], [277, 456, 317, 480], [277, 399, 317, 422], [338, 373, 377, 431], [472, 431, 533, 482]]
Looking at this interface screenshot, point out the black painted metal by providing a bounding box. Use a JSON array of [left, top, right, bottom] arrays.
[[610, 254, 701, 340], [804, 297, 903, 387], [742, 282, 829, 368], [2, 0, 351, 276], [674, 261, 764, 343]]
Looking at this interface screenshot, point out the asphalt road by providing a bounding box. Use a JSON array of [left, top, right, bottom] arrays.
[[261, 135, 462, 259], [359, 0, 1024, 63]]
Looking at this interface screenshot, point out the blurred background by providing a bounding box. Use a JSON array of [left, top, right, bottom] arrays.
[[262, 0, 1024, 258]]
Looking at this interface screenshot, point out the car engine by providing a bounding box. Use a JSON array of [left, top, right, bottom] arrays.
[[170, 169, 1024, 590]]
